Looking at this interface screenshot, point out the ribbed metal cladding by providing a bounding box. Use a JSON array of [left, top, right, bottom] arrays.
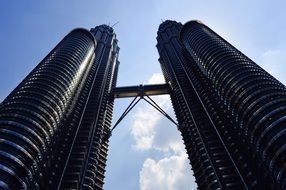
[[0, 29, 96, 189], [58, 25, 119, 190], [157, 20, 248, 189], [82, 25, 119, 190], [180, 20, 286, 189]]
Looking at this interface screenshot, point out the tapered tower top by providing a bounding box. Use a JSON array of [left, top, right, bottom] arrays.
[[180, 20, 204, 41], [70, 28, 97, 44]]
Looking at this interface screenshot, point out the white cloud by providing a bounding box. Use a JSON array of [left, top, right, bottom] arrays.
[[139, 154, 197, 190], [131, 107, 159, 150], [131, 73, 172, 151], [130, 95, 172, 151], [145, 73, 166, 84], [130, 73, 197, 190]]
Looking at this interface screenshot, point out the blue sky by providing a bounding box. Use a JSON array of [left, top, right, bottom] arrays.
[[1, 1, 286, 189]]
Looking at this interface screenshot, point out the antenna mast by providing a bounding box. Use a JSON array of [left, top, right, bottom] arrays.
[[111, 21, 119, 28]]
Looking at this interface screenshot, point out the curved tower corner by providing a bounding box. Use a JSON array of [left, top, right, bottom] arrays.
[[157, 20, 283, 189], [0, 29, 96, 189], [0, 25, 120, 190], [180, 20, 286, 189]]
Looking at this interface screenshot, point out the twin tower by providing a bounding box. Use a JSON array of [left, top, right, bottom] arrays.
[[0, 20, 285, 189]]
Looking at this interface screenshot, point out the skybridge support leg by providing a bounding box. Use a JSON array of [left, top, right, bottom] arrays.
[[103, 83, 178, 142]]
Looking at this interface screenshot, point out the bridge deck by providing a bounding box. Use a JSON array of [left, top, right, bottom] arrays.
[[112, 84, 170, 98]]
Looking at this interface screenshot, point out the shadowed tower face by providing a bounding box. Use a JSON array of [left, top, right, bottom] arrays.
[[157, 20, 286, 189], [0, 25, 119, 189]]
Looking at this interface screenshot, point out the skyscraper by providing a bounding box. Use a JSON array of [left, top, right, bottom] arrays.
[[157, 20, 286, 189], [0, 25, 119, 189], [1, 19, 286, 190]]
